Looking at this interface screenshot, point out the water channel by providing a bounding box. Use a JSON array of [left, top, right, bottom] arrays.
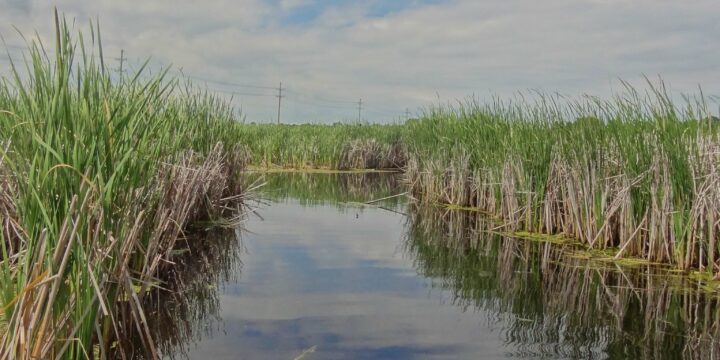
[[148, 173, 720, 360]]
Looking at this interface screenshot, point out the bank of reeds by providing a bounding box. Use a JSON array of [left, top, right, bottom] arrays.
[[0, 15, 250, 359], [404, 86, 720, 273], [235, 123, 406, 169], [236, 84, 720, 273]]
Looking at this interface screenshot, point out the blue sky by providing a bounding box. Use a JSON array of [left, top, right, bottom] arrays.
[[1, 0, 719, 123], [280, 0, 443, 25]]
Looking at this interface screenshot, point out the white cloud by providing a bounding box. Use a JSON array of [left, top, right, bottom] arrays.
[[1, 0, 719, 123]]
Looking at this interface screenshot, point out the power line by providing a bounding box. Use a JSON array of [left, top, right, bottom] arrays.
[[116, 55, 278, 93], [290, 91, 399, 115], [183, 74, 278, 91], [1, 47, 25, 55], [2, 44, 25, 51], [0, 49, 26, 64], [0, 49, 407, 123], [364, 108, 404, 116], [212, 88, 278, 97], [285, 90, 356, 104], [285, 93, 357, 109], [286, 95, 402, 120], [361, 109, 407, 122], [115, 54, 366, 120], [276, 81, 284, 124], [286, 96, 357, 110]]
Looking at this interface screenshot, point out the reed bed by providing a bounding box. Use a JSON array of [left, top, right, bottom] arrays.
[[0, 14, 251, 359], [237, 84, 720, 273], [404, 87, 720, 272], [231, 86, 720, 273], [236, 123, 406, 169]]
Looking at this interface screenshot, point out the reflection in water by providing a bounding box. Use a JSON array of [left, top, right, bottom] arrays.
[[140, 173, 720, 359], [250, 172, 403, 207], [126, 229, 242, 359], [185, 175, 514, 359], [405, 205, 720, 359]]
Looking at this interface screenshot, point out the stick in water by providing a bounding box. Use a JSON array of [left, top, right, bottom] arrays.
[[293, 345, 318, 360], [364, 192, 409, 204]]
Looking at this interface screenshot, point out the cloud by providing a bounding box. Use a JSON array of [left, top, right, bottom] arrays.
[[184, 199, 510, 359], [1, 0, 719, 123], [279, 0, 314, 11], [4, 0, 32, 16]]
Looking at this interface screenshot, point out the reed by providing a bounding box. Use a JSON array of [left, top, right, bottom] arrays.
[[122, 228, 242, 359], [404, 87, 720, 272], [236, 123, 406, 169], [236, 84, 720, 273], [0, 13, 250, 359], [404, 205, 720, 359]]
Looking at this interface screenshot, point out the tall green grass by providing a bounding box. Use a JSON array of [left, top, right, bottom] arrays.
[[404, 86, 720, 271], [235, 123, 406, 169], [229, 82, 720, 272], [2, 11, 714, 358], [0, 13, 249, 359]]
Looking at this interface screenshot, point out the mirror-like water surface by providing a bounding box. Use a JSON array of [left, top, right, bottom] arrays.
[[153, 173, 720, 359]]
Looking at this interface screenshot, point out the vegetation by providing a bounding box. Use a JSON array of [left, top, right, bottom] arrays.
[[132, 229, 242, 359], [236, 86, 720, 275], [404, 87, 720, 272], [405, 205, 720, 360], [2, 10, 719, 359], [236, 123, 406, 169], [0, 15, 251, 359]]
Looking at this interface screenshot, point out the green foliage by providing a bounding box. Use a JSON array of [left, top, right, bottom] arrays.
[[236, 123, 405, 168], [403, 88, 720, 269], [0, 13, 248, 358]]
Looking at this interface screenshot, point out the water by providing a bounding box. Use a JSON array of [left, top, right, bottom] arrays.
[[153, 173, 720, 360]]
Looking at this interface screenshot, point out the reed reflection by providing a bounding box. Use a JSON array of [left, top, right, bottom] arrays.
[[254, 172, 404, 208], [124, 229, 243, 359], [404, 205, 720, 360]]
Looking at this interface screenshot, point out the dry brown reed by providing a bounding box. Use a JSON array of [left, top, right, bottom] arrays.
[[405, 205, 720, 359], [406, 129, 720, 272], [0, 143, 21, 259], [0, 144, 249, 359], [337, 139, 406, 170]]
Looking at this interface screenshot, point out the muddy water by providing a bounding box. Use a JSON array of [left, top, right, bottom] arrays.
[[157, 173, 720, 360]]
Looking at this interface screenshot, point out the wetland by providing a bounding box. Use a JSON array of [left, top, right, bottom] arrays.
[[152, 173, 720, 360]]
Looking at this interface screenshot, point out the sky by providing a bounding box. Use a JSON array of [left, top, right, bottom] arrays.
[[1, 0, 719, 123]]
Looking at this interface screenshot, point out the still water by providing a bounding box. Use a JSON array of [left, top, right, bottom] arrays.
[[158, 173, 720, 359]]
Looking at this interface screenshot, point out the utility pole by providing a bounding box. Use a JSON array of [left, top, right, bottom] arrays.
[[118, 49, 126, 76], [116, 49, 126, 78], [276, 81, 284, 124], [405, 108, 411, 121], [357, 98, 363, 123]]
